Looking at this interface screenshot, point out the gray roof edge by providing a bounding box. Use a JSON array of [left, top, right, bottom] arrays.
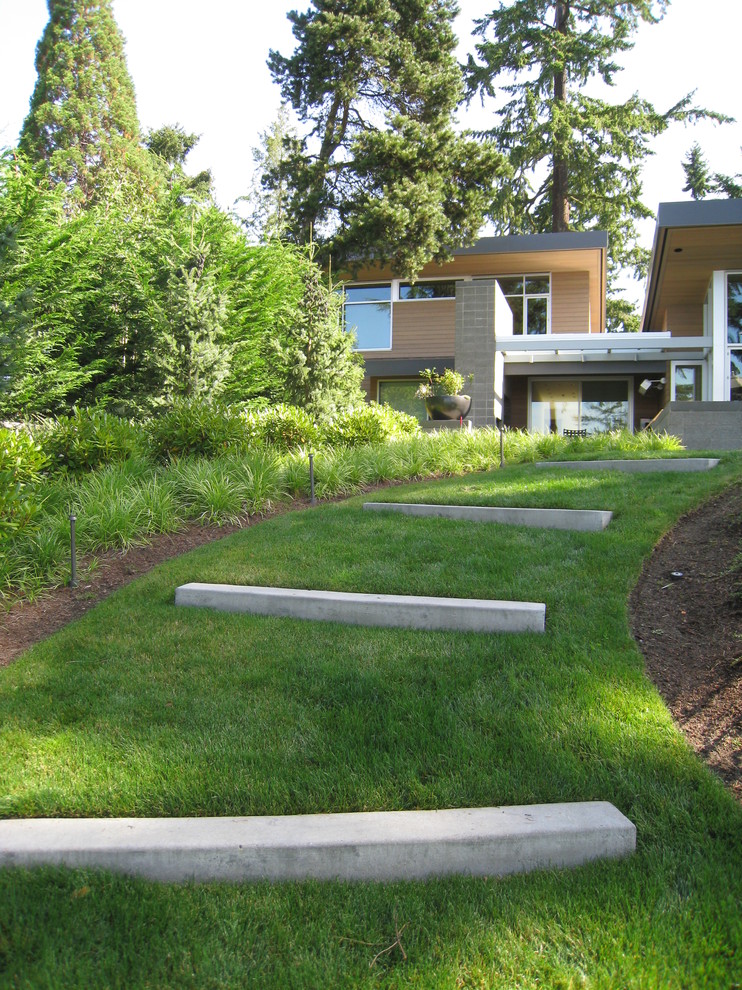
[[454, 230, 608, 256], [656, 199, 742, 229]]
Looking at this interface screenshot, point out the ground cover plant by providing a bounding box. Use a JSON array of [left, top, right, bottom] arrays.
[[0, 413, 683, 601], [1, 455, 741, 988]]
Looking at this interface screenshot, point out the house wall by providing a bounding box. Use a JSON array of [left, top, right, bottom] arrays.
[[662, 303, 704, 337], [551, 271, 590, 334], [358, 300, 455, 362]]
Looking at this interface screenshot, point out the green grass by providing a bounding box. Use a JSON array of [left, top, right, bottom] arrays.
[[1, 455, 741, 988]]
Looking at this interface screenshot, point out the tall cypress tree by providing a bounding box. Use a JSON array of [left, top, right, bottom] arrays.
[[266, 0, 504, 277], [20, 0, 146, 205]]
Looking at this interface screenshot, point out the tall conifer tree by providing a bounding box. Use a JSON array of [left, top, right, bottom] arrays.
[[467, 0, 727, 325], [267, 0, 503, 277], [20, 0, 146, 205]]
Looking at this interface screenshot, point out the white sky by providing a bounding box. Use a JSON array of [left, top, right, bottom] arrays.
[[0, 0, 739, 300]]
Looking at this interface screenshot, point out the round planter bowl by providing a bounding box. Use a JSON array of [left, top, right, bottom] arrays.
[[424, 394, 472, 421]]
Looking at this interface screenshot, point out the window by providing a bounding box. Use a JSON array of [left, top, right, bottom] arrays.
[[377, 380, 427, 422], [727, 274, 742, 401], [530, 378, 630, 434], [398, 280, 456, 300], [344, 284, 392, 350], [672, 364, 703, 401], [496, 275, 550, 335]]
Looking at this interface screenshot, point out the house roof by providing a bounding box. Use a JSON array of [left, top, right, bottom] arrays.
[[643, 199, 742, 331]]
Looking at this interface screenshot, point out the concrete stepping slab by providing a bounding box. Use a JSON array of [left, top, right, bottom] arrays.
[[175, 584, 545, 634], [535, 457, 719, 473], [364, 501, 612, 532], [0, 802, 635, 883]]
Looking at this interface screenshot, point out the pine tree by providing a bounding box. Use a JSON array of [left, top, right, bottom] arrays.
[[266, 0, 503, 277], [19, 0, 148, 206], [467, 0, 728, 316], [682, 143, 713, 200]]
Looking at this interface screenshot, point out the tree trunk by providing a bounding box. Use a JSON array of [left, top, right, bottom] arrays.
[[552, 0, 570, 232]]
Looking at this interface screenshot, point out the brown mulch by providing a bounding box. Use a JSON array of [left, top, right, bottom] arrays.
[[2, 483, 741, 800], [630, 485, 742, 802]]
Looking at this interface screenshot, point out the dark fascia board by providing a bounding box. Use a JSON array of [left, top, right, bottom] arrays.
[[454, 230, 608, 256], [656, 199, 742, 230], [642, 199, 742, 330]]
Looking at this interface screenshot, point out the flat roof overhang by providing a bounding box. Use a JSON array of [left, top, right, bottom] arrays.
[[642, 200, 742, 331], [497, 332, 711, 364]]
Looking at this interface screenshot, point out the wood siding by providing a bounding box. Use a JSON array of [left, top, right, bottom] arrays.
[[662, 303, 704, 337], [358, 299, 455, 361], [551, 271, 591, 334]]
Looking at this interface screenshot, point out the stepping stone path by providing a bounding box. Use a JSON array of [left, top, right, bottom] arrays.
[[0, 802, 636, 883], [364, 501, 612, 532], [536, 457, 719, 473], [175, 584, 546, 634]]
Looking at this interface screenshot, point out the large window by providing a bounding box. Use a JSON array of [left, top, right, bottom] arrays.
[[377, 380, 427, 422], [344, 284, 392, 350], [496, 275, 550, 335], [398, 280, 456, 300], [530, 378, 630, 434], [727, 274, 742, 400]]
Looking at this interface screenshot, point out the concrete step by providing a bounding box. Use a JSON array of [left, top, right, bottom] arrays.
[[175, 584, 546, 634], [536, 457, 719, 473], [0, 802, 636, 883], [364, 501, 612, 532]]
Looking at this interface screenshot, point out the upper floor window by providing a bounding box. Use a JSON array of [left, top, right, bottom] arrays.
[[496, 275, 550, 335], [344, 283, 392, 350], [398, 280, 456, 300]]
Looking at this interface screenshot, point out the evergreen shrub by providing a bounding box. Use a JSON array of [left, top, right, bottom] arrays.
[[35, 407, 146, 474], [246, 404, 321, 451], [322, 403, 420, 446], [147, 399, 250, 461], [0, 427, 48, 542]]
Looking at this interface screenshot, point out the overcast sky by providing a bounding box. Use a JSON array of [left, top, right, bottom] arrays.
[[0, 0, 739, 298]]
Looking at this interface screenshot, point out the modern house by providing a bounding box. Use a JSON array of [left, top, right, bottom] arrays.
[[342, 199, 742, 448]]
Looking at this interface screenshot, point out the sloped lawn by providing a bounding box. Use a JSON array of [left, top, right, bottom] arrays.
[[1, 457, 741, 988]]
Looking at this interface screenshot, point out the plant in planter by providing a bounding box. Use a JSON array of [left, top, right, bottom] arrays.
[[415, 368, 473, 420]]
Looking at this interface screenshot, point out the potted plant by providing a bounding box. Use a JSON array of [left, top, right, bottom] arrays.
[[415, 368, 472, 421]]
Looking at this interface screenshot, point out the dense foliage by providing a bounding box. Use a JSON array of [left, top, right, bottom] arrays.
[[466, 0, 727, 328], [19, 0, 154, 207], [265, 0, 503, 276], [0, 150, 364, 418]]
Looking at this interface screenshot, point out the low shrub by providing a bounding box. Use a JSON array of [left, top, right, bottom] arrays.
[[322, 403, 420, 446], [0, 426, 49, 542], [34, 407, 146, 475], [147, 399, 251, 461], [246, 404, 321, 451]]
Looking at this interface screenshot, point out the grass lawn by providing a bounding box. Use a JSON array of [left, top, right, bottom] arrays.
[[1, 455, 742, 988]]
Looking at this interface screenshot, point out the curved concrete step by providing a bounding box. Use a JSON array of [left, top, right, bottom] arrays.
[[0, 802, 635, 883], [175, 584, 546, 634], [536, 457, 719, 473], [364, 502, 612, 531]]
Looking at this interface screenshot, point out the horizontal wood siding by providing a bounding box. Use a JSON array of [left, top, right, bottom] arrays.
[[551, 271, 590, 334], [359, 300, 455, 360]]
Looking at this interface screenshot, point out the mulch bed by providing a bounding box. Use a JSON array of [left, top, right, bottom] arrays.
[[2, 482, 741, 801], [630, 484, 742, 801]]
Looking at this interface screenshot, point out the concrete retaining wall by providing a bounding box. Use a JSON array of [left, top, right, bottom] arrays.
[[536, 457, 719, 473], [650, 402, 742, 450]]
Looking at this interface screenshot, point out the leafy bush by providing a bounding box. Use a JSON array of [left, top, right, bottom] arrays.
[[322, 403, 420, 446], [246, 404, 321, 451], [0, 427, 49, 542], [35, 407, 146, 475], [146, 399, 251, 461]]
